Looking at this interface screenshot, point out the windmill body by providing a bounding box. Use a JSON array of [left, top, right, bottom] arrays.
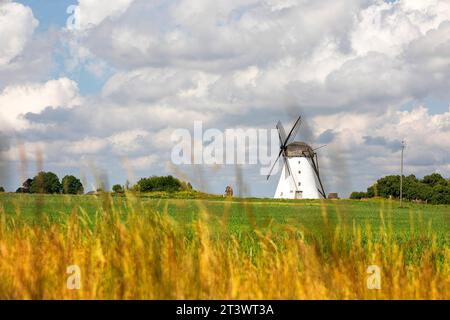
[[274, 149, 320, 199], [267, 117, 326, 200]]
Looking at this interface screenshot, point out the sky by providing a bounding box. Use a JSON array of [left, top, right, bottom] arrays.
[[0, 0, 449, 197]]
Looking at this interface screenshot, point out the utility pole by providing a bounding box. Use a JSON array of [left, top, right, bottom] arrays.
[[400, 140, 405, 208]]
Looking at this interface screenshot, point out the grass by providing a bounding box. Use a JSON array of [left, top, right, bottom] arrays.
[[0, 192, 448, 299]]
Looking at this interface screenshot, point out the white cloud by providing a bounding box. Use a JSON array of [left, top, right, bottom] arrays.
[[108, 129, 150, 154], [0, 78, 81, 130], [126, 155, 158, 170], [313, 104, 450, 193], [0, 1, 38, 66], [65, 137, 108, 155], [2, 0, 450, 195], [69, 0, 136, 31]]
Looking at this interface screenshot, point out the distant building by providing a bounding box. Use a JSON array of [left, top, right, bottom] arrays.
[[328, 193, 339, 199]]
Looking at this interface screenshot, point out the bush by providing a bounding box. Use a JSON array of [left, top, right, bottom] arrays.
[[350, 191, 367, 199], [30, 172, 62, 194], [0, 186, 5, 193], [358, 173, 450, 204], [112, 184, 124, 193], [135, 176, 192, 193], [62, 175, 84, 194], [422, 173, 448, 187], [16, 179, 33, 193]]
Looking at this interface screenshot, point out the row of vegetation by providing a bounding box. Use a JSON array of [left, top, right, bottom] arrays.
[[351, 173, 450, 204], [0, 172, 194, 195], [15, 172, 84, 195]]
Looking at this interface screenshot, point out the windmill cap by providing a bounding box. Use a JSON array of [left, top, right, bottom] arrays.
[[285, 142, 314, 158]]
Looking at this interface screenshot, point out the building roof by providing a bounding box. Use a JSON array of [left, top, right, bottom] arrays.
[[285, 141, 314, 158]]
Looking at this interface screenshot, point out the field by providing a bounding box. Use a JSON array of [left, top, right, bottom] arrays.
[[0, 193, 448, 299]]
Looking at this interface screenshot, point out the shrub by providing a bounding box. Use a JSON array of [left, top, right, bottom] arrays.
[[422, 173, 448, 187], [135, 176, 192, 193], [0, 186, 5, 193], [360, 173, 450, 204], [112, 184, 124, 194], [350, 191, 367, 199], [62, 175, 84, 194]]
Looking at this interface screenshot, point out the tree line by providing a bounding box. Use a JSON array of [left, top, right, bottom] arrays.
[[111, 176, 193, 194], [14, 172, 84, 194], [350, 173, 450, 204], [0, 172, 193, 195]]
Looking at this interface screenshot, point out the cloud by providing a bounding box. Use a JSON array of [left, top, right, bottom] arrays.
[[0, 1, 38, 66], [64, 137, 108, 155], [69, 0, 136, 31], [313, 105, 450, 193], [363, 135, 403, 151], [1, 0, 450, 196], [0, 78, 81, 130], [75, 0, 361, 71], [126, 155, 158, 170]]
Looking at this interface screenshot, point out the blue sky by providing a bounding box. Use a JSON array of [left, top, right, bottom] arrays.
[[1, 0, 449, 196], [19, 0, 75, 30]]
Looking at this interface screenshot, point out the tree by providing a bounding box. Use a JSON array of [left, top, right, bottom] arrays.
[[366, 184, 377, 198], [376, 175, 400, 198], [430, 184, 450, 205], [30, 172, 62, 194], [357, 173, 450, 204], [16, 178, 33, 193], [0, 186, 5, 193], [112, 184, 124, 193], [135, 175, 191, 192], [62, 175, 84, 194], [422, 173, 447, 187], [350, 191, 367, 199]]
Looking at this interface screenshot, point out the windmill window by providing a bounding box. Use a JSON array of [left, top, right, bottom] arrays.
[[298, 182, 301, 186], [298, 170, 301, 174]]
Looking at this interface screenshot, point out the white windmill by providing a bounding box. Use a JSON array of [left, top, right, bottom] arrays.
[[267, 116, 326, 199]]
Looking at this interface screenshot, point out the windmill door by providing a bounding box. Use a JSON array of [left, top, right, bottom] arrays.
[[295, 191, 303, 199]]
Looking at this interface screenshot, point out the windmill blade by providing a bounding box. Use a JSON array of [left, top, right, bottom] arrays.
[[266, 149, 283, 180], [283, 156, 298, 191], [312, 144, 327, 152], [276, 121, 287, 146], [308, 154, 326, 198], [285, 116, 302, 145]]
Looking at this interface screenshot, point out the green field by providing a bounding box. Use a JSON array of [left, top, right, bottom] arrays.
[[1, 193, 448, 240], [0, 193, 448, 299]]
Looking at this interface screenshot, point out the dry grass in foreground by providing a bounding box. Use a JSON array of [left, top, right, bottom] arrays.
[[0, 193, 448, 299]]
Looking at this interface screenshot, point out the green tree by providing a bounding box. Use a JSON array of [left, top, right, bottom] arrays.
[[350, 191, 367, 199], [16, 178, 33, 193], [377, 175, 401, 198], [0, 186, 5, 193], [366, 184, 377, 198], [30, 172, 62, 194], [360, 173, 450, 204], [422, 173, 447, 187], [430, 184, 450, 204], [112, 184, 124, 193], [135, 175, 191, 192], [62, 175, 84, 194]]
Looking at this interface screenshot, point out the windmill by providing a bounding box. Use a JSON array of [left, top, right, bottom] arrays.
[[267, 116, 326, 199]]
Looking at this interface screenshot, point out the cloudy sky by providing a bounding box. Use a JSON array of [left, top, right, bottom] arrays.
[[0, 0, 449, 196]]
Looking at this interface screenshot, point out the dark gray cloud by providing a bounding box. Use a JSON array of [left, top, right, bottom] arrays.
[[316, 129, 335, 144], [363, 136, 403, 152]]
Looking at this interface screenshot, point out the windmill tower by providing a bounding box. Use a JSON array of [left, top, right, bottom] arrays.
[[267, 116, 326, 199]]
